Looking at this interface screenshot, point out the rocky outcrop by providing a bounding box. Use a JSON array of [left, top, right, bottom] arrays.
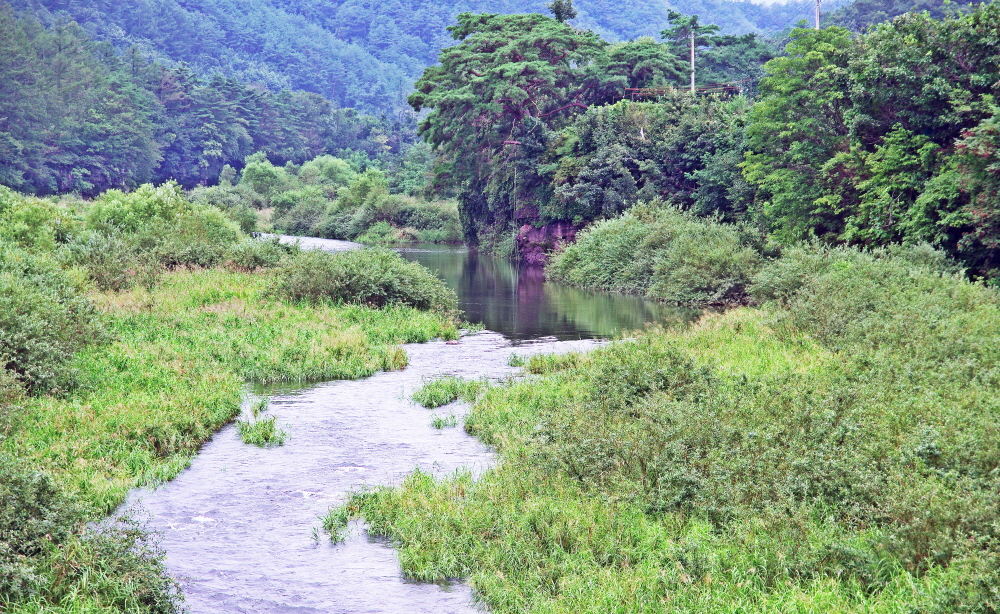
[[516, 221, 581, 265]]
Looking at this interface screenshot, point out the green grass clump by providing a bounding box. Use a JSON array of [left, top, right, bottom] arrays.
[[333, 245, 1000, 613], [546, 203, 761, 305], [272, 247, 458, 313], [411, 376, 487, 408], [237, 415, 287, 447], [429, 413, 458, 429]]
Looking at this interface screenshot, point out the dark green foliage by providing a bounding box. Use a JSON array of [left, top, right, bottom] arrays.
[[826, 0, 977, 31], [272, 248, 459, 313], [8, 0, 828, 119], [547, 204, 761, 304], [0, 8, 415, 195], [744, 6, 1000, 278], [411, 11, 684, 247], [545, 97, 753, 224], [0, 242, 102, 395]]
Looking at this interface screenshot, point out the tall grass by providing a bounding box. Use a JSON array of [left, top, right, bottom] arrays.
[[331, 245, 1000, 613]]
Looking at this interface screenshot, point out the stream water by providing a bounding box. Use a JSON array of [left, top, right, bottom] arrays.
[[127, 238, 692, 613]]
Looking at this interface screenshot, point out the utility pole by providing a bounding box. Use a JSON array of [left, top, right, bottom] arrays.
[[690, 30, 696, 95], [815, 0, 821, 29]]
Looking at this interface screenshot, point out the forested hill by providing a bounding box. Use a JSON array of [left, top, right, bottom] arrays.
[[825, 0, 978, 30], [7, 0, 829, 113]]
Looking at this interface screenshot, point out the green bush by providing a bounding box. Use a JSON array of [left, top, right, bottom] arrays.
[[66, 231, 163, 291], [0, 190, 80, 252], [0, 242, 102, 394], [223, 236, 299, 272], [272, 248, 458, 313], [86, 182, 242, 268], [0, 457, 182, 612], [547, 204, 761, 304], [189, 183, 261, 233]]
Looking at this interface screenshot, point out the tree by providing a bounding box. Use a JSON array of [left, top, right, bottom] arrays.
[[547, 0, 578, 23], [660, 11, 720, 93], [410, 12, 682, 246]]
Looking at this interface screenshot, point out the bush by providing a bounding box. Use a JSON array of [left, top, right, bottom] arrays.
[[0, 456, 81, 600], [272, 248, 458, 312], [0, 190, 80, 251], [0, 242, 102, 394], [66, 231, 163, 291], [86, 182, 242, 269], [224, 236, 299, 272], [547, 204, 761, 304], [0, 457, 182, 612]]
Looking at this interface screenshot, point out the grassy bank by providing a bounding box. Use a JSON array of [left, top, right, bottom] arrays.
[[332, 245, 1000, 612], [1, 182, 460, 612]]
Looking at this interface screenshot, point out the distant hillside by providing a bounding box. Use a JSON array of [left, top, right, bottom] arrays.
[[7, 0, 831, 113], [824, 0, 978, 30]]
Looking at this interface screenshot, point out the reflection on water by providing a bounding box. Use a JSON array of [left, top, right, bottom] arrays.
[[397, 244, 700, 343]]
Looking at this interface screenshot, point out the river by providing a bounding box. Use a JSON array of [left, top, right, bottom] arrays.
[[126, 238, 692, 613]]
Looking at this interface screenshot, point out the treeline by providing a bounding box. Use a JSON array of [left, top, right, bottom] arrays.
[[0, 6, 413, 196], [192, 147, 462, 244], [7, 0, 831, 115], [416, 5, 1000, 279]]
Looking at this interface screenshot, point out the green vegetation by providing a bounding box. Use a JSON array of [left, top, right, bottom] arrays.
[[5, 0, 825, 118], [0, 6, 416, 195], [0, 183, 459, 612], [412, 376, 488, 408], [237, 416, 287, 447], [332, 244, 1000, 612], [430, 413, 459, 429], [214, 152, 463, 244], [547, 204, 761, 304], [272, 248, 458, 314]]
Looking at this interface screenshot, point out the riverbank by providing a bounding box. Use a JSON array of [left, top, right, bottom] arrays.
[[0, 182, 463, 612], [337, 244, 1000, 612]]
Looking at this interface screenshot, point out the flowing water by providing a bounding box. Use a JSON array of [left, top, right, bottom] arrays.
[[128, 237, 694, 612]]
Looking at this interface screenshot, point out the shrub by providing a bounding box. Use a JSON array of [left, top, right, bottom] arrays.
[[85, 182, 242, 268], [66, 231, 163, 291], [0, 458, 182, 612], [547, 204, 761, 304], [0, 242, 102, 394], [224, 236, 299, 272], [0, 191, 80, 251], [0, 456, 81, 600], [188, 183, 261, 232], [272, 248, 458, 313]]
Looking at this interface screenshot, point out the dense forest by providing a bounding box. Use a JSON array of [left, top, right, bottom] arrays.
[[0, 5, 420, 196], [7, 0, 836, 113]]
